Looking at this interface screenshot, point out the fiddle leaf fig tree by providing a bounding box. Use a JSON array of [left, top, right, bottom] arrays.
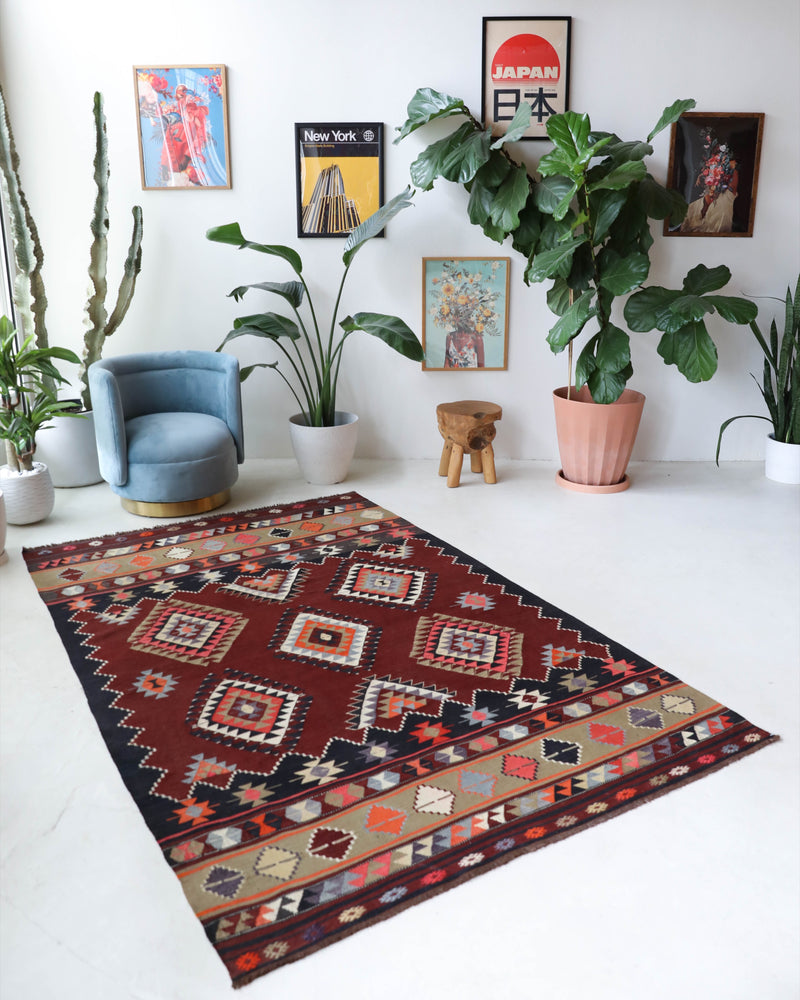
[[396, 89, 758, 402]]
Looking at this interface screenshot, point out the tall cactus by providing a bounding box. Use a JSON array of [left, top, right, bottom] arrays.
[[0, 83, 50, 368], [78, 92, 143, 409]]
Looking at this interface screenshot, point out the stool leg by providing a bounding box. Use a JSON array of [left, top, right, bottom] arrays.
[[438, 439, 453, 477], [469, 450, 483, 473], [447, 443, 464, 488], [481, 444, 497, 484]]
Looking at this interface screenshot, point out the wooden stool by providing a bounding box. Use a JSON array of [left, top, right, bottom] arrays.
[[436, 400, 502, 488]]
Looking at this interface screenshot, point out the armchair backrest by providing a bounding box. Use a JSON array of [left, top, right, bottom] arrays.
[[89, 351, 245, 468]]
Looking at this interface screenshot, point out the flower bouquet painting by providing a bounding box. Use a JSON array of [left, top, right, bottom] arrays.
[[422, 257, 510, 370], [134, 65, 231, 189]]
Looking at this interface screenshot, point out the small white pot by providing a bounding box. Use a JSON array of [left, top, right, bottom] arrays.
[[0, 462, 55, 524], [765, 434, 800, 484], [289, 411, 358, 485], [34, 409, 102, 487], [0, 489, 7, 565]]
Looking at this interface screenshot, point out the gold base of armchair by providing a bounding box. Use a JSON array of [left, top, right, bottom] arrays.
[[120, 489, 231, 518]]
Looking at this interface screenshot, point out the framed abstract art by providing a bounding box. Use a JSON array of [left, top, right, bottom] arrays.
[[133, 65, 231, 189]]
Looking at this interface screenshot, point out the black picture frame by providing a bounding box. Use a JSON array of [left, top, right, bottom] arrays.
[[664, 112, 765, 237], [481, 16, 571, 141], [294, 123, 384, 238]]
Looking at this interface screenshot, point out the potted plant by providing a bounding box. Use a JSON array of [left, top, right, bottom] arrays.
[[396, 90, 757, 490], [716, 275, 800, 483], [206, 187, 424, 484], [0, 315, 80, 523], [0, 86, 143, 486]]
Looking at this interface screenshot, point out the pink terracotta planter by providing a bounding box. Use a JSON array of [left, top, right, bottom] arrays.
[[553, 385, 645, 493]]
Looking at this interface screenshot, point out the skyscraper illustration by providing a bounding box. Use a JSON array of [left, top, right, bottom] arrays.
[[301, 165, 361, 235]]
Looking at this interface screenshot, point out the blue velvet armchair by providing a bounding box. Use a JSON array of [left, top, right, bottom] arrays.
[[89, 351, 244, 516]]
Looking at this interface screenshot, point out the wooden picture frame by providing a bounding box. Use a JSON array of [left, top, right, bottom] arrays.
[[422, 257, 510, 371], [295, 123, 384, 238], [133, 65, 230, 189], [664, 112, 765, 237], [482, 17, 571, 141]]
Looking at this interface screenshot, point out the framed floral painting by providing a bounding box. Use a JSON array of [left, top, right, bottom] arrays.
[[422, 258, 510, 371], [133, 65, 231, 189], [664, 112, 764, 237]]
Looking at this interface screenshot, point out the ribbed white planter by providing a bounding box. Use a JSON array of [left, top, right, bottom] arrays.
[[765, 435, 800, 484], [34, 409, 102, 487], [289, 411, 358, 485], [0, 463, 55, 524]]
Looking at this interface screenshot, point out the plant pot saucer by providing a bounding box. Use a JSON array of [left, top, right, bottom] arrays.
[[555, 469, 631, 494]]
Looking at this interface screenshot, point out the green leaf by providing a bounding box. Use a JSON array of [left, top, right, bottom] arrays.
[[591, 189, 628, 242], [587, 160, 647, 192], [681, 263, 731, 295], [538, 149, 579, 179], [704, 295, 759, 324], [546, 292, 596, 352], [490, 101, 532, 147], [439, 128, 491, 185], [489, 163, 531, 232], [343, 187, 414, 266], [586, 367, 629, 403], [395, 88, 469, 142], [575, 340, 597, 389], [598, 251, 650, 295], [223, 312, 302, 344], [409, 123, 484, 191], [239, 361, 279, 381], [510, 198, 542, 257], [657, 319, 718, 382], [595, 323, 631, 372], [534, 175, 577, 216], [228, 280, 305, 309], [340, 313, 424, 361], [638, 175, 687, 221], [624, 286, 681, 332], [526, 236, 587, 283], [596, 137, 652, 164], [547, 112, 591, 159], [670, 294, 715, 323], [205, 223, 303, 275], [546, 278, 572, 317], [647, 98, 696, 142]]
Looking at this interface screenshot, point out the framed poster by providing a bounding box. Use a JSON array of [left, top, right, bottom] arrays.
[[482, 17, 571, 141], [295, 123, 384, 237], [422, 257, 510, 371], [664, 112, 765, 237], [133, 65, 230, 189]]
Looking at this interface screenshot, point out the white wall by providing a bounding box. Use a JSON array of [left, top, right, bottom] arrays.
[[1, 0, 798, 461]]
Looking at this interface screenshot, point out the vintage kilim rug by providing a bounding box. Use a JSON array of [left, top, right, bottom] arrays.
[[24, 493, 776, 987]]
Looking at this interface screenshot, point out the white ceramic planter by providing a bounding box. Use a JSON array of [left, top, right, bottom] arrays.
[[765, 434, 800, 484], [0, 489, 7, 565], [34, 409, 102, 487], [0, 462, 55, 524], [289, 411, 358, 485]]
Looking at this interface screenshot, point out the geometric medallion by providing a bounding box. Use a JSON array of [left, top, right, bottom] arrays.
[[271, 606, 379, 673], [410, 613, 523, 679], [188, 670, 310, 752], [128, 599, 247, 666], [331, 561, 434, 608]]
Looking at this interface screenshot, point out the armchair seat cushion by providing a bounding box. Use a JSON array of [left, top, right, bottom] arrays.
[[120, 412, 239, 503]]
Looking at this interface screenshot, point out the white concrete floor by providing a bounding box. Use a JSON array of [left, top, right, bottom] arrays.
[[1, 459, 798, 1000]]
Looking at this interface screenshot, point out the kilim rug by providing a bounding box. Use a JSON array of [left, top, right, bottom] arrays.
[[23, 492, 777, 987]]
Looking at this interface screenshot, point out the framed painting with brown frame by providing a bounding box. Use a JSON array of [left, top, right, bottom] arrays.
[[664, 112, 765, 237], [133, 65, 231, 189], [422, 257, 510, 371], [295, 123, 384, 238], [482, 17, 571, 141]]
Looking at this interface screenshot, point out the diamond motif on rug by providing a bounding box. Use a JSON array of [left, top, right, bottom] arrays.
[[410, 613, 523, 679], [331, 561, 434, 608], [188, 671, 310, 751], [128, 599, 247, 665], [271, 607, 379, 672]]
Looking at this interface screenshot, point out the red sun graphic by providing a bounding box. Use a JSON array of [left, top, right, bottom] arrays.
[[491, 34, 561, 83]]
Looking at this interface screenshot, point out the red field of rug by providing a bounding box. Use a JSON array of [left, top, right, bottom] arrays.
[[23, 493, 777, 987]]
